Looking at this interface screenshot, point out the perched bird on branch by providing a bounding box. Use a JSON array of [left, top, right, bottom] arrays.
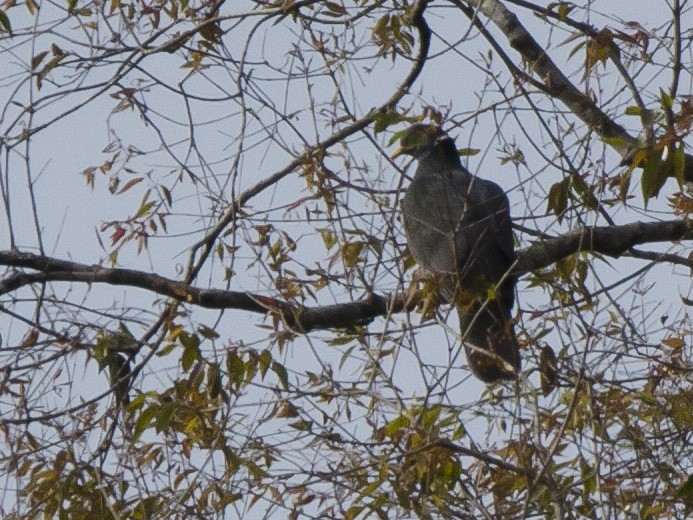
[[394, 124, 520, 382]]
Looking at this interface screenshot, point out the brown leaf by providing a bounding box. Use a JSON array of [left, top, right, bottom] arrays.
[[539, 346, 558, 396]]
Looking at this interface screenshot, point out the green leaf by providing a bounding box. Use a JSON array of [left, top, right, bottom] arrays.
[[660, 87, 673, 110], [557, 2, 573, 20], [373, 111, 417, 134], [601, 135, 625, 147], [289, 419, 312, 431], [177, 330, 198, 349], [258, 350, 272, 378], [181, 342, 201, 372], [384, 415, 410, 437], [317, 228, 337, 250], [674, 143, 686, 186], [226, 351, 245, 389], [641, 149, 668, 204], [580, 456, 598, 494], [675, 474, 693, 507], [420, 405, 441, 429], [133, 406, 157, 442], [457, 147, 480, 157], [0, 9, 12, 34], [207, 363, 221, 398], [272, 361, 289, 390], [36, 54, 66, 90], [547, 178, 570, 221], [341, 241, 364, 268], [135, 200, 156, 219], [198, 324, 219, 340], [571, 173, 599, 210]]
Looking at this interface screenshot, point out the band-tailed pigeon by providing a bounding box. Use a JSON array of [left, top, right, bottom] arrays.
[[394, 124, 520, 382]]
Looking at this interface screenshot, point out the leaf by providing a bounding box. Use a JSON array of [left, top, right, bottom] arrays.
[[547, 178, 570, 221], [571, 173, 599, 210], [317, 228, 337, 250], [289, 419, 312, 431], [372, 13, 389, 38], [199, 21, 222, 44], [181, 342, 201, 372], [324, 1, 346, 16], [675, 474, 693, 508], [662, 337, 685, 349], [340, 241, 364, 268], [601, 135, 626, 147], [539, 346, 558, 396], [35, 54, 66, 90], [373, 111, 417, 134], [641, 149, 668, 203], [272, 361, 289, 390], [207, 363, 221, 399], [556, 2, 573, 20], [384, 415, 410, 437], [457, 148, 480, 157], [24, 0, 38, 15], [31, 51, 48, 70], [197, 324, 219, 340], [566, 39, 586, 61], [681, 295, 693, 307], [110, 226, 126, 245], [0, 9, 11, 34], [388, 128, 410, 146], [226, 351, 245, 389], [117, 176, 143, 194], [258, 350, 272, 378], [674, 143, 686, 186], [134, 201, 156, 219], [160, 185, 172, 206], [133, 407, 157, 442], [579, 457, 598, 495], [660, 87, 673, 110], [420, 405, 441, 429], [21, 328, 39, 348]]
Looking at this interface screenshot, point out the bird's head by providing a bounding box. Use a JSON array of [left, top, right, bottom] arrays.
[[391, 124, 457, 161]]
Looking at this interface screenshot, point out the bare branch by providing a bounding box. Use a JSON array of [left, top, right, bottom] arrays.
[[456, 0, 693, 178], [184, 0, 433, 285]]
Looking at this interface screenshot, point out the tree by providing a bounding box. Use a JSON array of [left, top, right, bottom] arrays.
[[0, 0, 692, 518]]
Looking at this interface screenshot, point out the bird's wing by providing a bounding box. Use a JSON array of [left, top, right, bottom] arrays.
[[472, 178, 515, 265]]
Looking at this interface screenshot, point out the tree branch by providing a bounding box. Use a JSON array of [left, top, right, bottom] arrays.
[[2, 219, 691, 333], [455, 0, 693, 179], [513, 219, 693, 274], [184, 0, 433, 284]]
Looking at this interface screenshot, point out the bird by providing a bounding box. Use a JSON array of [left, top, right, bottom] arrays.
[[394, 124, 520, 382]]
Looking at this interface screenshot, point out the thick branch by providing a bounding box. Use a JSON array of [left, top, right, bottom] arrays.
[[514, 220, 693, 274], [1, 220, 691, 332], [457, 0, 693, 179]]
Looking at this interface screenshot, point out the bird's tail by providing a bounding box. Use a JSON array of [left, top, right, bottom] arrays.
[[457, 303, 520, 382]]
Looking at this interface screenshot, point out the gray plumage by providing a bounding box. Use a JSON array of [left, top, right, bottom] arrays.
[[397, 125, 520, 382]]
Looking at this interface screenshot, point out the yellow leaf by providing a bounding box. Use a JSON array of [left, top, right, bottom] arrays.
[[662, 337, 685, 349]]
